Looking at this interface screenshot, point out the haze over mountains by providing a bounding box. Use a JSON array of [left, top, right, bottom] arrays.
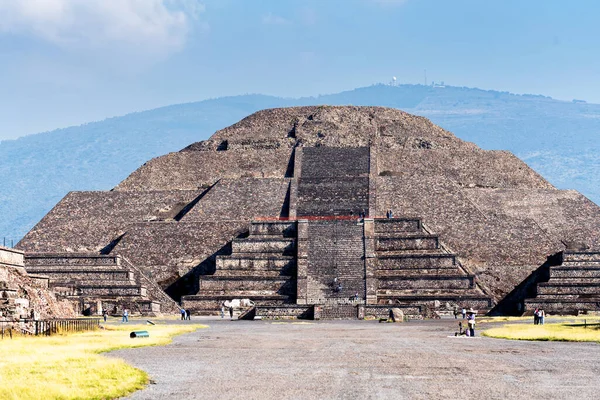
[[1, 84, 599, 242]]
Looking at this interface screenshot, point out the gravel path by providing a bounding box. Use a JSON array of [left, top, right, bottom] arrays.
[[109, 318, 600, 399]]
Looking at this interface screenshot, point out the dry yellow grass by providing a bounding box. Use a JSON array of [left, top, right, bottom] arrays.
[[0, 323, 206, 400], [483, 321, 600, 342]]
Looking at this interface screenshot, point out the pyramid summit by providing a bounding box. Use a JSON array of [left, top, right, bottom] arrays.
[[16, 106, 600, 318]]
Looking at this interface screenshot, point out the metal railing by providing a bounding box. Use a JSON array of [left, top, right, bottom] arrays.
[[33, 318, 101, 336]]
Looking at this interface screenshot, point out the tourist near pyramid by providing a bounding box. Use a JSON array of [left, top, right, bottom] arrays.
[[16, 106, 600, 318]]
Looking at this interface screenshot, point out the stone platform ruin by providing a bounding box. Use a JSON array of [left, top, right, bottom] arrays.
[[0, 246, 74, 332], [16, 106, 600, 318]]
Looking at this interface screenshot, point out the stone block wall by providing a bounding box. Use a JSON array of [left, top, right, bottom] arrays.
[[116, 148, 293, 191], [377, 149, 553, 190], [181, 178, 290, 221], [17, 190, 201, 253]]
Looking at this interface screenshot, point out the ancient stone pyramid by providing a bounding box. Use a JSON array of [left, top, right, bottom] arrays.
[[17, 106, 600, 317]]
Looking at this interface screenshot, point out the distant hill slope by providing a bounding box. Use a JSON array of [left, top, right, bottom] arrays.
[[1, 84, 599, 241]]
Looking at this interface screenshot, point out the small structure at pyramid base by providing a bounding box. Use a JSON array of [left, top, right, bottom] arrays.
[[1, 246, 75, 332], [22, 253, 180, 317], [16, 106, 600, 318]]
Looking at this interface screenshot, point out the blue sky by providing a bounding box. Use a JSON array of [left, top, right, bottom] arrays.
[[0, 0, 598, 140]]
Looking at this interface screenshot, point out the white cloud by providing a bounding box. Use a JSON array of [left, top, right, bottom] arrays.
[[0, 0, 204, 56], [262, 13, 290, 26]]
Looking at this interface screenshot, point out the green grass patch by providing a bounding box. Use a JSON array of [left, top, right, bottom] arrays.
[[483, 321, 600, 342], [0, 323, 207, 400]]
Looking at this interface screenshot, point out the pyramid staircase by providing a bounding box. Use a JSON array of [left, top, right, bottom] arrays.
[[374, 218, 493, 313], [525, 251, 600, 314], [182, 220, 298, 314], [23, 254, 166, 315]]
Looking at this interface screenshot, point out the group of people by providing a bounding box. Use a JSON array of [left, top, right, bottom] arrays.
[[533, 308, 545, 325], [220, 304, 234, 320], [385, 209, 394, 218], [331, 277, 343, 293], [180, 308, 192, 320]]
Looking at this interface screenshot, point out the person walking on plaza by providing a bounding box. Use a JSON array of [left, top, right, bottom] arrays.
[[229, 306, 234, 320], [461, 307, 466, 319], [122, 308, 129, 323], [220, 304, 225, 319], [186, 309, 191, 320], [102, 309, 107, 322], [180, 308, 186, 320], [539, 309, 545, 325], [534, 308, 539, 325]]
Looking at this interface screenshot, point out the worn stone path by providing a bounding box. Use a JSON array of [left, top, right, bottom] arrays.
[[109, 318, 600, 399]]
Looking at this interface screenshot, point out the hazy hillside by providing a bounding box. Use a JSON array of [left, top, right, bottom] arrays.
[[1, 84, 599, 242]]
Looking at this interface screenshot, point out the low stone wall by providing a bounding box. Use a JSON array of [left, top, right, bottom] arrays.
[[181, 295, 292, 314], [0, 246, 25, 269], [256, 305, 314, 319], [378, 276, 474, 290], [359, 305, 422, 319], [25, 254, 119, 267], [376, 235, 439, 251]]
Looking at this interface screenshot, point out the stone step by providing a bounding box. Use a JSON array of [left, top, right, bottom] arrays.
[[250, 221, 296, 237], [25, 265, 126, 272], [199, 276, 295, 293], [377, 294, 493, 309], [74, 297, 161, 315], [24, 254, 120, 267], [550, 267, 600, 279], [376, 235, 439, 251], [212, 269, 294, 278], [376, 268, 462, 277], [54, 284, 147, 297], [537, 283, 600, 296], [378, 275, 475, 290], [183, 294, 291, 302], [197, 290, 293, 298], [231, 237, 295, 254], [318, 305, 358, 320], [374, 218, 422, 233], [561, 261, 600, 267], [524, 298, 600, 313], [377, 253, 456, 269], [217, 254, 295, 267], [376, 289, 484, 297], [361, 304, 424, 318], [544, 277, 600, 285], [255, 305, 314, 320], [562, 252, 600, 263], [181, 294, 293, 314], [24, 269, 134, 282], [535, 293, 600, 300]]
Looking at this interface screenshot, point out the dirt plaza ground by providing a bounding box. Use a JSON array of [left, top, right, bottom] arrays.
[[109, 318, 600, 400]]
